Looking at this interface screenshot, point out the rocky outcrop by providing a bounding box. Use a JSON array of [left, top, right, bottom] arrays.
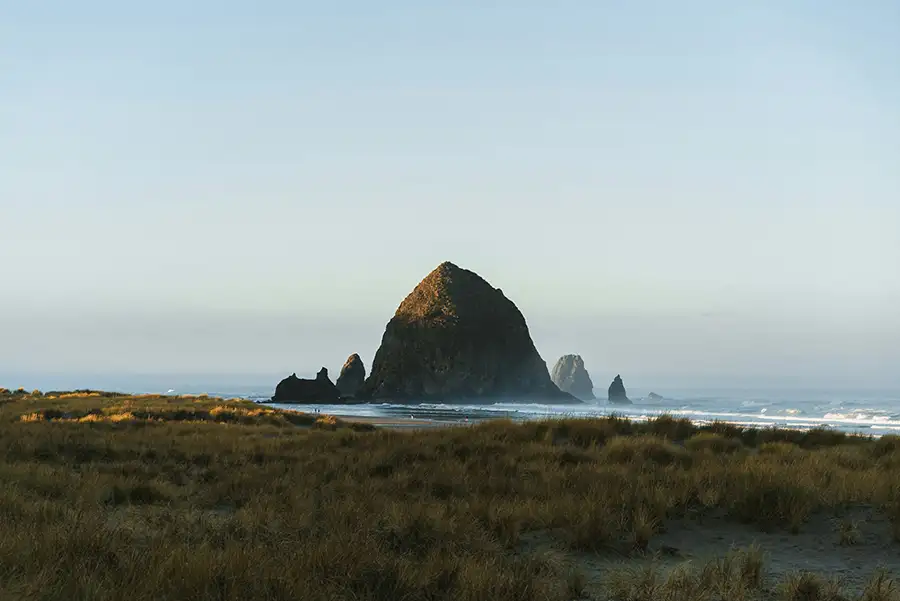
[[550, 355, 595, 401], [608, 374, 632, 404], [272, 368, 341, 403], [647, 392, 663, 401], [336, 353, 366, 398], [360, 261, 576, 403]]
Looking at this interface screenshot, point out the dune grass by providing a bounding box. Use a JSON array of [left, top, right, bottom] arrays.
[[0, 390, 898, 600]]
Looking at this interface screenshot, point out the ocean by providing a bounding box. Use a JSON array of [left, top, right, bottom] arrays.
[[8, 375, 899, 435], [263, 388, 900, 436]]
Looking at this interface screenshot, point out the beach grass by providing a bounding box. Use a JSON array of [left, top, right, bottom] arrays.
[[0, 389, 898, 600]]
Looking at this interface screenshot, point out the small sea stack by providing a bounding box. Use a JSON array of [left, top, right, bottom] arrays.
[[272, 368, 342, 403], [335, 353, 366, 398], [550, 354, 595, 401], [608, 374, 632, 404]]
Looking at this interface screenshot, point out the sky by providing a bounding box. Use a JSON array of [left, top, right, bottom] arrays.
[[2, 1, 899, 391]]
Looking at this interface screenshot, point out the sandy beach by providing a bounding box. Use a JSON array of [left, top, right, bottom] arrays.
[[336, 414, 471, 429]]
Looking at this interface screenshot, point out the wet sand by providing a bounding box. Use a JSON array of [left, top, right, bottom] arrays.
[[338, 415, 473, 429]]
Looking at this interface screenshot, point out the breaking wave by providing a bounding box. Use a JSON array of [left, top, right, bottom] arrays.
[[264, 390, 900, 435]]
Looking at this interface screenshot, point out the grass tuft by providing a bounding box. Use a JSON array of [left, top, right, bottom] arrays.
[[837, 518, 862, 546], [686, 432, 745, 455], [606, 546, 768, 601], [779, 571, 850, 601]]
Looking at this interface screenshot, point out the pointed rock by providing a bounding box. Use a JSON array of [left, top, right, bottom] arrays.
[[361, 262, 576, 403], [272, 368, 341, 403], [608, 374, 632, 404], [550, 355, 595, 401], [336, 353, 366, 397]]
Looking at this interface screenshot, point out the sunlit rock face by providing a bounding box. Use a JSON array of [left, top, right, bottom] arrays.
[[361, 262, 576, 403], [550, 355, 595, 401], [336, 354, 366, 398]]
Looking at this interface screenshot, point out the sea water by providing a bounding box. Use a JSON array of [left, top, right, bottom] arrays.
[[263, 388, 900, 436], [7, 375, 899, 435]]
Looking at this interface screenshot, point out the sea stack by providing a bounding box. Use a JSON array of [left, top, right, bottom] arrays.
[[272, 368, 342, 403], [608, 374, 632, 404], [550, 355, 595, 401], [360, 261, 576, 403], [335, 353, 366, 398]]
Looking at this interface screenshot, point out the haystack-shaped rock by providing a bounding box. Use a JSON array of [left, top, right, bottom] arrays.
[[608, 374, 632, 404], [361, 262, 576, 403], [335, 353, 366, 397], [272, 368, 341, 403], [550, 355, 595, 401]]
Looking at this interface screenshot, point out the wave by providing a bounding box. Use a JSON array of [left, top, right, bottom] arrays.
[[264, 392, 900, 435]]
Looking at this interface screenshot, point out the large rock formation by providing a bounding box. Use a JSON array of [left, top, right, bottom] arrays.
[[272, 368, 341, 403], [608, 374, 632, 404], [335, 353, 366, 398], [360, 261, 576, 403], [550, 355, 595, 401]]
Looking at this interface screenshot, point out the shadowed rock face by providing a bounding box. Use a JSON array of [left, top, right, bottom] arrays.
[[360, 262, 576, 403], [608, 374, 632, 404], [550, 355, 595, 401], [335, 354, 366, 397], [272, 368, 341, 403]]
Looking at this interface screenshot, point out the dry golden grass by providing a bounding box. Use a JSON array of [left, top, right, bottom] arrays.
[[837, 518, 863, 546], [0, 390, 898, 600], [606, 545, 767, 601]]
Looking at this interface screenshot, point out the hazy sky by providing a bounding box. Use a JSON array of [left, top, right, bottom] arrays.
[[2, 1, 899, 389]]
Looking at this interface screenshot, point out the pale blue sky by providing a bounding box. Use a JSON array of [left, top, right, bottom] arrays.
[[2, 1, 898, 389]]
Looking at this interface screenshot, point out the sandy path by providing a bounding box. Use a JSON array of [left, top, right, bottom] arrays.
[[526, 505, 900, 598], [646, 507, 899, 593]]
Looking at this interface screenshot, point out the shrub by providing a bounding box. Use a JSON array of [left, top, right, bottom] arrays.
[[686, 433, 744, 455], [554, 418, 619, 448], [779, 571, 849, 601], [606, 546, 767, 601], [646, 415, 696, 441], [603, 436, 692, 468], [726, 468, 818, 532], [630, 505, 658, 552], [799, 428, 850, 449], [873, 435, 900, 459], [836, 519, 861, 546], [759, 442, 804, 457], [860, 569, 899, 601]]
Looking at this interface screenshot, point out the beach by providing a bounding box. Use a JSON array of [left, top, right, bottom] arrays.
[[261, 387, 900, 436], [334, 414, 469, 429]]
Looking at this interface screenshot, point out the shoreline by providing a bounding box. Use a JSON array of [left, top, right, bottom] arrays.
[[266, 401, 900, 437], [4, 387, 898, 435], [332, 414, 474, 429]]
